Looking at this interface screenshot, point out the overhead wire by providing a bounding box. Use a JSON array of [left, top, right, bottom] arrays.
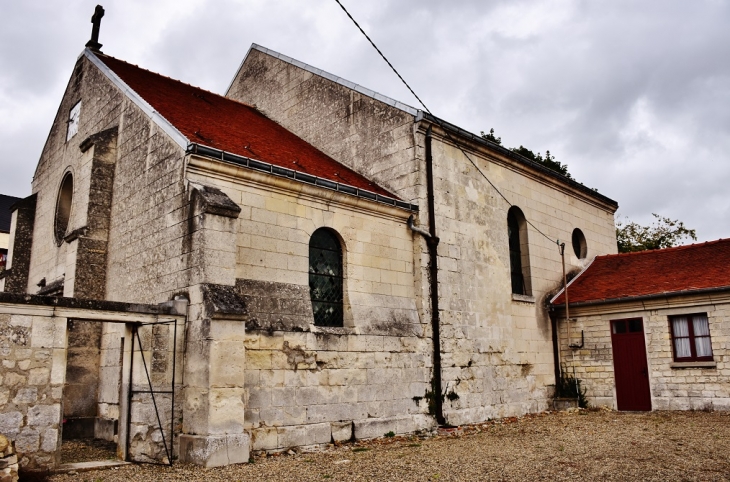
[[332, 0, 559, 245]]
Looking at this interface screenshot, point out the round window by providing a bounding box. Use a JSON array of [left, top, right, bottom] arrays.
[[54, 172, 74, 245], [572, 228, 587, 259]]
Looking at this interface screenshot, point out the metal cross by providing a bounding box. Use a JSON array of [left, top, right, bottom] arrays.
[[85, 5, 105, 51]]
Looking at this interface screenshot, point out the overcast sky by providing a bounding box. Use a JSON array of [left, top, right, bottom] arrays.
[[1, 0, 728, 241]]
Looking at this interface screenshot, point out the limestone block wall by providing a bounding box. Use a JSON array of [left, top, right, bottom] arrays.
[[226, 47, 620, 426], [557, 297, 730, 410], [26, 55, 189, 305], [226, 47, 423, 205], [0, 311, 66, 471], [427, 131, 618, 425], [185, 159, 433, 450]]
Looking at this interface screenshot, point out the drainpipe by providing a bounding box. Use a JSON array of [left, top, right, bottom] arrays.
[[408, 125, 445, 425]]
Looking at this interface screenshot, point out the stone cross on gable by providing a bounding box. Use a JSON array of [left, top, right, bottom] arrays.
[[85, 5, 105, 51]]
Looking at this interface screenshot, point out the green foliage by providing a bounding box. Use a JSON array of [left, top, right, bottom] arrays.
[[480, 128, 571, 179], [556, 368, 589, 408], [616, 213, 697, 253], [480, 128, 502, 145], [384, 431, 395, 438]]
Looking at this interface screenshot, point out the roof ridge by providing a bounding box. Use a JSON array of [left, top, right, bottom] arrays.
[[595, 237, 728, 261]]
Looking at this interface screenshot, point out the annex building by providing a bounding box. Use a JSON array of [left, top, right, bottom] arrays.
[[1, 33, 621, 471]]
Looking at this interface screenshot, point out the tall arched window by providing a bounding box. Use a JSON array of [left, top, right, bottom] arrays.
[[507, 206, 532, 296], [309, 228, 343, 327]]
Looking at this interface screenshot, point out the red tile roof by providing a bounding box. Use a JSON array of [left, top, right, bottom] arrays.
[[94, 53, 396, 198], [552, 238, 730, 305]]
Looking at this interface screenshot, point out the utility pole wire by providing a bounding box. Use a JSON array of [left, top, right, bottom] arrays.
[[332, 0, 558, 244]]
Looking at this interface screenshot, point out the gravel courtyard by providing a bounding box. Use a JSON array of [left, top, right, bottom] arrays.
[[49, 409, 730, 481]]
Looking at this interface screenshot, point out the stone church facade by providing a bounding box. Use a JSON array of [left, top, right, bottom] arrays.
[[1, 41, 618, 471]]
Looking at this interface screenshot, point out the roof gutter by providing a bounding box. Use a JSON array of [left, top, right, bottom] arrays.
[[187, 144, 418, 212], [550, 284, 730, 310], [419, 112, 618, 210]]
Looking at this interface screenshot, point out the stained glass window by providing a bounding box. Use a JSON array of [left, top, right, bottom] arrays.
[[309, 228, 343, 327]]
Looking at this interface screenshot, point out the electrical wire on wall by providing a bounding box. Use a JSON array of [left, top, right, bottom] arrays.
[[332, 0, 559, 245]]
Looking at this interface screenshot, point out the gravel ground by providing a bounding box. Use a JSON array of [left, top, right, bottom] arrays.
[[61, 438, 117, 464], [48, 409, 730, 481]]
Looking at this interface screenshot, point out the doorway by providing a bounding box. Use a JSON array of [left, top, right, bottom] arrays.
[[610, 318, 652, 411], [61, 319, 126, 464]]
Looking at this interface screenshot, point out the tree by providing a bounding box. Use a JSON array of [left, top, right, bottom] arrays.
[[480, 128, 571, 179], [615, 213, 697, 253]]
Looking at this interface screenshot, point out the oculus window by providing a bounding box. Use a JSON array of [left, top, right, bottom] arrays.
[[54, 172, 74, 245], [309, 228, 343, 327], [572, 228, 587, 259]]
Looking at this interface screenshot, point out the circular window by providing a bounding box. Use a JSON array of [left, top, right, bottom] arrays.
[[54, 172, 74, 245], [572, 228, 587, 259]]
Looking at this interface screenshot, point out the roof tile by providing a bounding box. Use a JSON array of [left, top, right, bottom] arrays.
[[552, 239, 730, 305], [94, 53, 396, 198]]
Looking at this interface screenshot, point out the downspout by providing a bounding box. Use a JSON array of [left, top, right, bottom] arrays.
[[408, 125, 445, 425], [549, 310, 562, 394]]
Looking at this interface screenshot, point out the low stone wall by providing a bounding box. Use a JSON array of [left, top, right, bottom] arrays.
[[244, 329, 435, 452], [0, 312, 65, 471]]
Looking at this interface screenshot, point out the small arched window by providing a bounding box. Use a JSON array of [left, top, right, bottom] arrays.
[[54, 172, 74, 245], [507, 206, 532, 296], [572, 228, 587, 259], [309, 228, 343, 327]]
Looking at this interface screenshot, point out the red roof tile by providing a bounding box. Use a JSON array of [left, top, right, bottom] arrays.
[[94, 53, 396, 198], [552, 239, 730, 305]]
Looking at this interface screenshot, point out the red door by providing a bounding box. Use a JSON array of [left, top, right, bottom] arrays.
[[610, 318, 652, 411]]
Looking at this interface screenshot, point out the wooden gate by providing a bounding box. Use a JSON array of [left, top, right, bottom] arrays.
[[610, 318, 652, 411]]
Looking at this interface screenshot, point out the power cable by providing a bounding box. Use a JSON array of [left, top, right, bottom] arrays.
[[332, 0, 558, 244]]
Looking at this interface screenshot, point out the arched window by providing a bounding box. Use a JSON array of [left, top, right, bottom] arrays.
[[572, 228, 587, 259], [309, 228, 343, 327], [54, 172, 74, 245], [507, 206, 531, 296]]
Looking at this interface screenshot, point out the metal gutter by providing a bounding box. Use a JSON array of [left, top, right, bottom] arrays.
[[423, 126, 445, 425], [419, 112, 619, 210], [187, 144, 418, 212], [551, 285, 730, 310], [84, 49, 189, 150]]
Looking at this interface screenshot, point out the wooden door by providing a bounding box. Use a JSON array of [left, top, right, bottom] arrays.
[[610, 318, 652, 411]]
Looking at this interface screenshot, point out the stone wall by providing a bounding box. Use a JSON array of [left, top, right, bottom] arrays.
[[0, 312, 65, 471], [26, 55, 189, 305], [557, 295, 730, 410], [185, 158, 433, 451], [228, 48, 619, 426]]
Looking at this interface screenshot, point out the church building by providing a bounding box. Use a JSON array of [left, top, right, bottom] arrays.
[[0, 13, 619, 472]]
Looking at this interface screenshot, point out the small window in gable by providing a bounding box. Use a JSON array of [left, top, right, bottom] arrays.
[[670, 313, 713, 362], [572, 228, 587, 259], [67, 101, 81, 141], [54, 172, 74, 245], [507, 206, 532, 296], [309, 228, 343, 327]]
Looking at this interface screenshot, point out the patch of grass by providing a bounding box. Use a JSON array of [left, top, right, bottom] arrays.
[[408, 443, 421, 447], [352, 447, 370, 453]]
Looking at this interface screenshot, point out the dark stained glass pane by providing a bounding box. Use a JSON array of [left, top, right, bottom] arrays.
[[508, 210, 524, 295], [309, 229, 343, 327]]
